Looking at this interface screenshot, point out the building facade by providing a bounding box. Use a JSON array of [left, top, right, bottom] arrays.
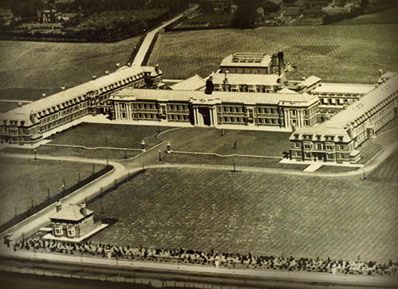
[[110, 88, 319, 129], [219, 52, 285, 76], [289, 72, 398, 163], [50, 203, 95, 239], [0, 65, 162, 145], [308, 82, 374, 121]]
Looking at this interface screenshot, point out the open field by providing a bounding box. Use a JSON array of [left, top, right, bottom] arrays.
[[369, 148, 398, 183], [333, 8, 398, 25], [148, 24, 398, 82], [89, 167, 398, 263], [160, 128, 291, 157], [0, 37, 139, 102], [0, 157, 105, 226], [49, 123, 170, 150]]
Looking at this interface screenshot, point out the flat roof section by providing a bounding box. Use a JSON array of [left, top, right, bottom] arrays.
[[220, 53, 272, 68], [311, 83, 374, 95]]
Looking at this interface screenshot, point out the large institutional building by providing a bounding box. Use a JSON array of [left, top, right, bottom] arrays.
[[1, 51, 397, 164], [0, 65, 162, 144], [289, 72, 398, 163]]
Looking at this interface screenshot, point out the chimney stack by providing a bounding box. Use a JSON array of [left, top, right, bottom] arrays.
[[278, 52, 285, 76], [55, 201, 62, 212], [205, 76, 214, 95], [80, 203, 87, 216]]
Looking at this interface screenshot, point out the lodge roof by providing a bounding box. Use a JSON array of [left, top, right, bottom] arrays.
[[51, 204, 93, 222]]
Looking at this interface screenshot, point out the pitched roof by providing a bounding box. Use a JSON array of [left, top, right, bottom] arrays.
[[51, 204, 93, 222], [292, 72, 398, 138], [170, 74, 206, 91], [300, 76, 321, 88], [311, 83, 374, 95], [0, 65, 155, 124]]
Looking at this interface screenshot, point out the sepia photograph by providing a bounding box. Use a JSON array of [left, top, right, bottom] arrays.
[[0, 0, 397, 288]]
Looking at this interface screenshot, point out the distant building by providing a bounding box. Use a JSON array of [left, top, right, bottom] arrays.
[[200, 0, 234, 14], [0, 8, 13, 26], [304, 0, 330, 17], [262, 0, 283, 12], [289, 72, 398, 163], [50, 203, 95, 240], [284, 6, 303, 17]]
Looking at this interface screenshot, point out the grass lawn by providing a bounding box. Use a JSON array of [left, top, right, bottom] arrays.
[[49, 123, 172, 150], [88, 167, 398, 263], [0, 157, 105, 226], [2, 145, 141, 160], [316, 165, 359, 173], [160, 128, 291, 157], [333, 8, 398, 25], [0, 37, 139, 101], [369, 148, 398, 183], [162, 153, 308, 170], [148, 24, 398, 83]]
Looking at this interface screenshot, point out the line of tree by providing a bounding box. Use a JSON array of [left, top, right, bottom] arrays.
[[231, 0, 259, 29]]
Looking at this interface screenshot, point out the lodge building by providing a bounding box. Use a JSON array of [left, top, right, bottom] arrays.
[[50, 203, 95, 240], [0, 65, 162, 144], [289, 72, 398, 163]]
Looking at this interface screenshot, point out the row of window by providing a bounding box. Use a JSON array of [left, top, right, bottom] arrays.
[[39, 109, 88, 132], [218, 116, 245, 123], [320, 98, 353, 105], [218, 106, 245, 113], [293, 151, 349, 159], [54, 225, 75, 237], [119, 103, 188, 111], [168, 114, 189, 121]]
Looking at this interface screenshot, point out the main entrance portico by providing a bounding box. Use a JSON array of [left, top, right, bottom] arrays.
[[191, 98, 219, 127]]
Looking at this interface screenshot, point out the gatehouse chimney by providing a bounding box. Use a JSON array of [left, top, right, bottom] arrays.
[[55, 201, 62, 212]]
